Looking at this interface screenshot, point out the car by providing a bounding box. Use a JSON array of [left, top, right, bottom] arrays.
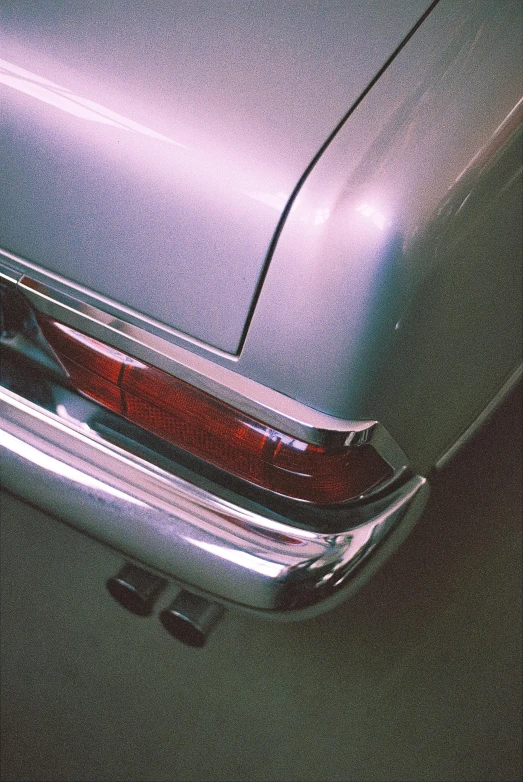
[[1, 0, 521, 646]]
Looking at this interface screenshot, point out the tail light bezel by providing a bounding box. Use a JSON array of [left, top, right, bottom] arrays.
[[0, 264, 410, 515], [35, 313, 394, 506]]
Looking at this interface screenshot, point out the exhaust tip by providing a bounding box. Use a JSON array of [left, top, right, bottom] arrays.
[[160, 591, 224, 647], [107, 563, 166, 617]]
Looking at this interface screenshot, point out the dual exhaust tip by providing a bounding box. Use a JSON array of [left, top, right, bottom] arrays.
[[106, 563, 224, 648]]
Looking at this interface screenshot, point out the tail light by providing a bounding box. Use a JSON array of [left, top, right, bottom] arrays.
[[37, 314, 392, 504]]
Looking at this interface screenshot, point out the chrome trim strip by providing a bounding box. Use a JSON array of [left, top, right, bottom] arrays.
[[0, 248, 237, 359], [434, 363, 523, 471], [0, 249, 410, 472], [0, 256, 22, 287], [0, 385, 428, 618]]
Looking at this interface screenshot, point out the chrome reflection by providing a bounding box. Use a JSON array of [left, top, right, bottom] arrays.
[[0, 57, 296, 218], [246, 190, 290, 211], [0, 428, 146, 506], [0, 383, 428, 616], [160, 591, 224, 648], [313, 207, 331, 226], [355, 202, 391, 231], [0, 253, 411, 484], [183, 538, 287, 580], [0, 58, 187, 147]]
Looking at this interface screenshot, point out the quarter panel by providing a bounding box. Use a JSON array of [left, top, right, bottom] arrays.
[[238, 0, 523, 472]]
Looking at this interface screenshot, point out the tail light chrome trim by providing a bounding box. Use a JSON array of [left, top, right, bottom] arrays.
[[0, 250, 426, 614], [36, 313, 394, 505], [0, 248, 410, 476], [0, 384, 428, 617]]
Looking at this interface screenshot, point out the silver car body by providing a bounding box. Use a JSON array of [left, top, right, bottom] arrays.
[[1, 0, 521, 620]]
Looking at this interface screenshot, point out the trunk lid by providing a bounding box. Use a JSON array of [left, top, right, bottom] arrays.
[[1, 1, 430, 353]]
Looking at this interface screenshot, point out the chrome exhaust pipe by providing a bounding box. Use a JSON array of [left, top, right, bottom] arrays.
[[106, 563, 166, 617], [160, 590, 224, 647]]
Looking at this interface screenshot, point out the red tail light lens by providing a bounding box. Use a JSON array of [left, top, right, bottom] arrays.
[[38, 315, 393, 504]]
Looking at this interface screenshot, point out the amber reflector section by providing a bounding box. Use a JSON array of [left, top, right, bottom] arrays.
[[37, 315, 393, 504]]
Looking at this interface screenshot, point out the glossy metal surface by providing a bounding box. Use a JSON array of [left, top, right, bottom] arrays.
[[0, 252, 410, 480], [106, 563, 167, 617], [1, 0, 520, 617], [4, 0, 523, 472], [239, 0, 523, 473], [2, 2, 520, 479], [160, 591, 225, 648], [0, 384, 428, 618], [0, 1, 430, 353]]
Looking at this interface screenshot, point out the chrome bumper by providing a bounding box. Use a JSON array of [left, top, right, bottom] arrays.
[[0, 385, 428, 619]]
